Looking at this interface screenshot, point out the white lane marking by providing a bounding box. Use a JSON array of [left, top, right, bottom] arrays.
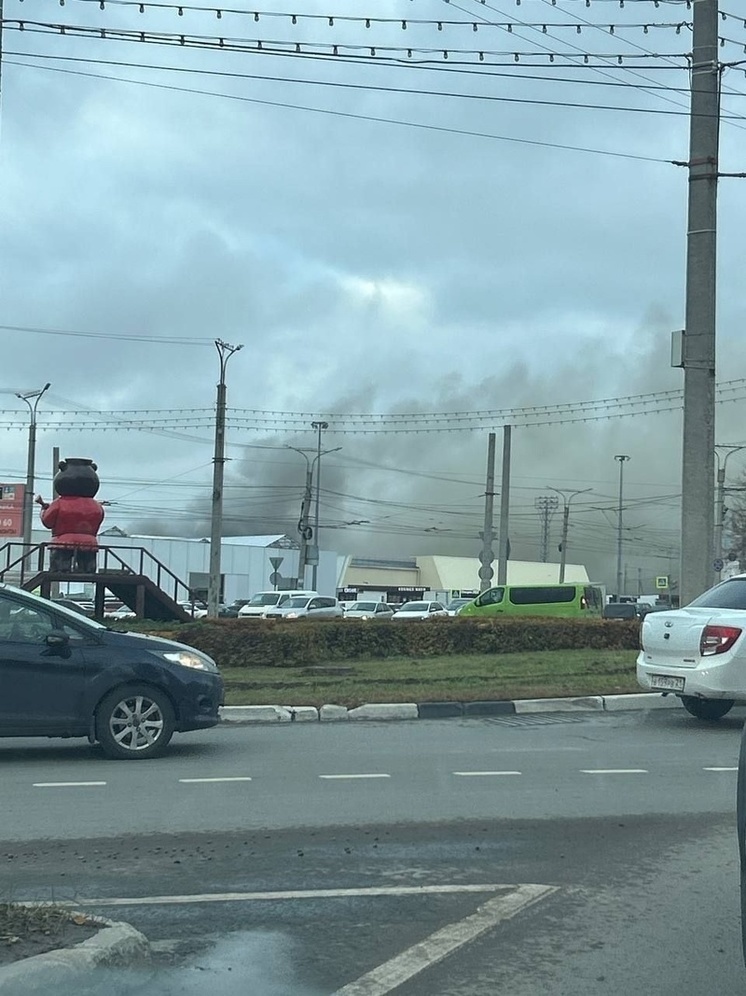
[[319, 774, 391, 780], [332, 884, 557, 996], [453, 771, 522, 777], [179, 777, 253, 784], [703, 766, 738, 772], [33, 781, 107, 788], [581, 769, 648, 775], [30, 884, 523, 908]]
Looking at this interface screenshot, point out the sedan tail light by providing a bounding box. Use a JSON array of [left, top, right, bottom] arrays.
[[700, 625, 742, 656]]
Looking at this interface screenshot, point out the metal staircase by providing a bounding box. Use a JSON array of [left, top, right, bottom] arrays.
[[0, 542, 194, 622]]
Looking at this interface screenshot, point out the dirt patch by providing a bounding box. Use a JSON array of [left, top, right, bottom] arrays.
[[0, 903, 100, 966]]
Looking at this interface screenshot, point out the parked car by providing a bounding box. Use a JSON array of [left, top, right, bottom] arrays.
[[637, 573, 746, 721], [338, 600, 358, 613], [602, 602, 642, 621], [0, 582, 223, 759], [104, 604, 136, 621], [238, 590, 318, 618], [52, 598, 95, 618], [392, 600, 449, 621], [446, 597, 473, 617], [219, 599, 253, 618], [264, 595, 344, 620], [177, 599, 208, 619], [344, 601, 394, 621]]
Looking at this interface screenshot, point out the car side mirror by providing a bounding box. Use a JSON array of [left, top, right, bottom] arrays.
[[46, 630, 70, 648]]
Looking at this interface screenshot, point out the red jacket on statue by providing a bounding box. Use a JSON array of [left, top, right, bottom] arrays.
[[40, 496, 104, 549]]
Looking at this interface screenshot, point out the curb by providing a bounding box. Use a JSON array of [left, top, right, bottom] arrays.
[[0, 917, 149, 994], [220, 693, 681, 724]]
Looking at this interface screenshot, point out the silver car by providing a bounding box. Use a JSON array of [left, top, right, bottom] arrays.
[[392, 600, 449, 621], [344, 601, 395, 621], [264, 595, 344, 620]]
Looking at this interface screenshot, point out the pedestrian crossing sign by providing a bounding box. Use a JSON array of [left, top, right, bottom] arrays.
[[655, 576, 669, 590]]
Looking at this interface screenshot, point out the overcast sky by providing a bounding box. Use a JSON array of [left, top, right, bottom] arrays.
[[1, 1, 746, 591]]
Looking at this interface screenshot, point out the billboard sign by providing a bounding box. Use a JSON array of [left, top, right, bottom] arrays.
[[0, 484, 24, 536]]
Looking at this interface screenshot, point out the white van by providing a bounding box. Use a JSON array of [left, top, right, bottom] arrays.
[[237, 590, 318, 618]]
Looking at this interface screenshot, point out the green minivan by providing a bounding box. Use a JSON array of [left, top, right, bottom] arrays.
[[458, 583, 604, 618]]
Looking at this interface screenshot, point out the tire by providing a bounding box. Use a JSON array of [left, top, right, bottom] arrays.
[[95, 684, 175, 760], [738, 721, 746, 966], [680, 695, 735, 722]]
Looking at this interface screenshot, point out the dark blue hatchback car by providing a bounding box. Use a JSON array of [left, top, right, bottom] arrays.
[[0, 583, 223, 759]]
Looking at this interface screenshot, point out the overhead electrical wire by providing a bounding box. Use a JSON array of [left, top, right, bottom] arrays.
[[0, 21, 693, 65], [7, 59, 678, 161], [6, 54, 732, 118]]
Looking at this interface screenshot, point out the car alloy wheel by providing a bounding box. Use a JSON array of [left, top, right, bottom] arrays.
[[109, 694, 165, 751], [96, 684, 175, 760]]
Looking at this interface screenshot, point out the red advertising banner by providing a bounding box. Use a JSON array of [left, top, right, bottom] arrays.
[[0, 483, 25, 536]]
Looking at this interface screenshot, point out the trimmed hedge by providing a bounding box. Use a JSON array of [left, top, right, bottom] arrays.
[[134, 617, 640, 669]]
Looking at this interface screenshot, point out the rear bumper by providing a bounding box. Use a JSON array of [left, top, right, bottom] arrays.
[[636, 652, 744, 700]]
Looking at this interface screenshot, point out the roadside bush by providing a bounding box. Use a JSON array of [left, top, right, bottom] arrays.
[[137, 617, 640, 669]]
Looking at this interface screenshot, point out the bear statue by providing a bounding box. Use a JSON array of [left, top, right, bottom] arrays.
[[36, 458, 105, 573]]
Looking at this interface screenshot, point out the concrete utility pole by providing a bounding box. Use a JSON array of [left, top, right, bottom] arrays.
[[287, 446, 314, 588], [614, 455, 631, 598], [549, 487, 592, 584], [714, 444, 746, 581], [16, 383, 50, 551], [310, 420, 332, 590], [207, 339, 243, 618], [680, 0, 720, 606], [496, 425, 511, 586], [478, 432, 496, 592], [534, 494, 559, 562]]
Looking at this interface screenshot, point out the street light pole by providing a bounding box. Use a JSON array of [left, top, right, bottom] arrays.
[[207, 339, 243, 618], [288, 441, 342, 590], [614, 455, 631, 598], [16, 383, 50, 550], [310, 420, 328, 590], [548, 486, 592, 584], [715, 445, 746, 581]]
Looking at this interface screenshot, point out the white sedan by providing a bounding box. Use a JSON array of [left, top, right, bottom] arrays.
[[392, 600, 449, 621], [637, 574, 746, 721]]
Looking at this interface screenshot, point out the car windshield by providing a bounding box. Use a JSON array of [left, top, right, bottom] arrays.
[[3, 588, 107, 630], [348, 602, 378, 611], [247, 593, 281, 606], [688, 578, 746, 610], [398, 602, 428, 612]]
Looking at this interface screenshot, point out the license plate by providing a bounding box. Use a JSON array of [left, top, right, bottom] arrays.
[[650, 674, 685, 692]]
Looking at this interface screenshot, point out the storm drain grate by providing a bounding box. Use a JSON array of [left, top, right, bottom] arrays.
[[485, 713, 598, 728]]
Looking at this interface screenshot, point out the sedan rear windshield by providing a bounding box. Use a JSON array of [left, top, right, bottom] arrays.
[[349, 602, 378, 611], [399, 602, 428, 611], [688, 579, 746, 610]]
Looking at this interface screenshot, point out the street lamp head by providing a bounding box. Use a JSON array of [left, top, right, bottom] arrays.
[[311, 420, 329, 431], [614, 454, 631, 462]]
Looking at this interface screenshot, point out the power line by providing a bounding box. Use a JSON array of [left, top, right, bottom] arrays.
[[0, 322, 213, 344], [7, 52, 729, 117], [0, 20, 694, 65], [9, 59, 677, 161]]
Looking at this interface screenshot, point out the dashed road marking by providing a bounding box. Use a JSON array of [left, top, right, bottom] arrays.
[[332, 884, 557, 995], [703, 766, 738, 772], [32, 781, 107, 788], [581, 769, 648, 775], [319, 774, 391, 780], [179, 777, 253, 783], [453, 771, 522, 777]]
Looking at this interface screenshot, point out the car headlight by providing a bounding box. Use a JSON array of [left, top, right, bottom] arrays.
[[155, 650, 219, 673], [285, 612, 299, 619]]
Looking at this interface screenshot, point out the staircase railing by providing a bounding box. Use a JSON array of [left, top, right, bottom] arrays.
[[0, 542, 195, 604]]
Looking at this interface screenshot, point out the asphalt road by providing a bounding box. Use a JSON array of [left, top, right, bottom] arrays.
[[2, 710, 745, 994]]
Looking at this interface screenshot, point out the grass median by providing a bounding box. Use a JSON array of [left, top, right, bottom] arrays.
[[221, 648, 639, 708]]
